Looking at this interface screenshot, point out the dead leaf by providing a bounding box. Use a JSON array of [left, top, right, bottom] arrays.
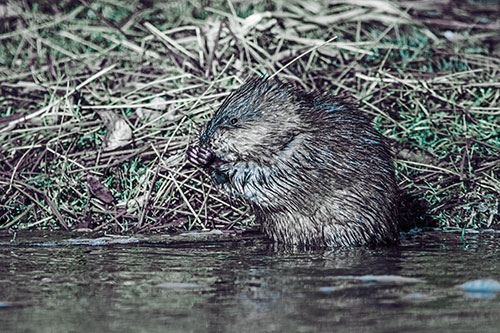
[[136, 96, 176, 121], [0, 4, 20, 18], [87, 175, 115, 204], [99, 110, 132, 150], [202, 16, 220, 54]]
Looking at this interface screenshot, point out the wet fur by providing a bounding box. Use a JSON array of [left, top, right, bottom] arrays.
[[187, 77, 399, 248]]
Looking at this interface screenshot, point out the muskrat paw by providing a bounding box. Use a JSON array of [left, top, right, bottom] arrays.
[[187, 145, 215, 167]]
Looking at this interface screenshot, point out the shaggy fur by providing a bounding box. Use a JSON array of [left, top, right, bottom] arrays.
[[187, 77, 399, 248]]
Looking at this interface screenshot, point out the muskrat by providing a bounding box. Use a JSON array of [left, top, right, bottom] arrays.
[[187, 77, 399, 248]]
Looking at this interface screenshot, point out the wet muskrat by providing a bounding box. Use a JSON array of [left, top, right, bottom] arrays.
[[187, 77, 399, 248]]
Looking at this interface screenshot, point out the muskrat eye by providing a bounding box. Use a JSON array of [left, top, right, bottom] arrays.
[[229, 117, 238, 125]]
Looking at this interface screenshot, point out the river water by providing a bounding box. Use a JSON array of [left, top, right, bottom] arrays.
[[1, 229, 500, 332]]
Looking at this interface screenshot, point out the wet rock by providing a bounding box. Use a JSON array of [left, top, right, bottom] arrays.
[[459, 279, 500, 299], [33, 236, 139, 246], [335, 275, 422, 283], [402, 293, 436, 302], [156, 282, 202, 289]]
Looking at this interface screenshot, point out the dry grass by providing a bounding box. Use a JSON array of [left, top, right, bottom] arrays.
[[1, 0, 499, 233]]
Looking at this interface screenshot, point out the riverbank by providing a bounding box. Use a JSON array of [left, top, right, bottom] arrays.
[[1, 0, 498, 232]]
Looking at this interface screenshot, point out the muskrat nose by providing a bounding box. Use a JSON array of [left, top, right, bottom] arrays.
[[200, 123, 214, 145]]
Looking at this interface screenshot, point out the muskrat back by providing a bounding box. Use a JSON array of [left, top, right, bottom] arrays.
[[187, 77, 399, 248]]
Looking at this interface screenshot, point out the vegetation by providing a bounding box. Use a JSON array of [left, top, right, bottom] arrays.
[[1, 0, 499, 233]]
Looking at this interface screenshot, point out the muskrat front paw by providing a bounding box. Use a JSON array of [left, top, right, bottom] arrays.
[[187, 145, 215, 167]]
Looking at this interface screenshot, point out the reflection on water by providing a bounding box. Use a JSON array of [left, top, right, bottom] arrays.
[[1, 230, 500, 332]]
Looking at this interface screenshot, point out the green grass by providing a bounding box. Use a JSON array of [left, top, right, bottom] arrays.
[[0, 0, 499, 233]]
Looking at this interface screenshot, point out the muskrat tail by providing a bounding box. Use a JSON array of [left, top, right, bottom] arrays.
[[398, 190, 435, 232]]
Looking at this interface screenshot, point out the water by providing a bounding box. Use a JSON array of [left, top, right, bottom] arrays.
[[1, 230, 500, 333]]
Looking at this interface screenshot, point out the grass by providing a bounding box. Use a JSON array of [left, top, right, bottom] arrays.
[[0, 0, 499, 233]]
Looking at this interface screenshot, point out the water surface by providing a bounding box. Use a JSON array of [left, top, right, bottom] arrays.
[[1, 230, 500, 332]]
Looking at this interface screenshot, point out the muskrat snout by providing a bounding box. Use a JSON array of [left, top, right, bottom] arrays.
[[187, 145, 215, 167]]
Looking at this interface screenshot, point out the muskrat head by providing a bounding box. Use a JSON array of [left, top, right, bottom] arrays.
[[199, 77, 302, 163]]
